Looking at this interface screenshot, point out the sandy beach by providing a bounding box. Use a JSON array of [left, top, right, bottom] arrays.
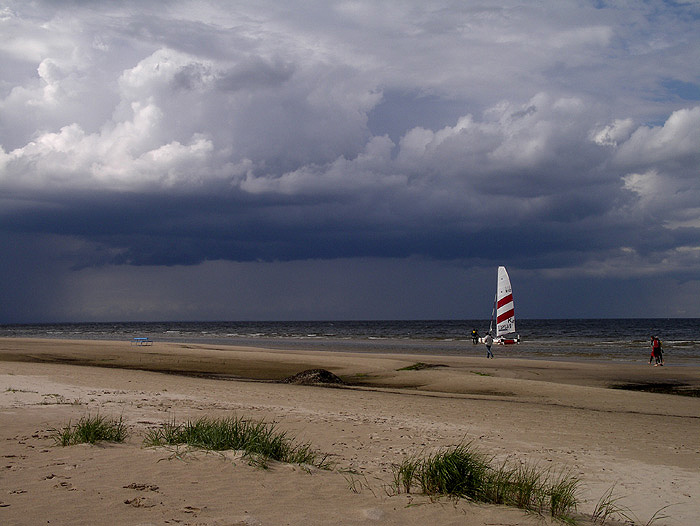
[[1, 337, 699, 526]]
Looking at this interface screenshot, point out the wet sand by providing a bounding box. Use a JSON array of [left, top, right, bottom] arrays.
[[1, 338, 699, 525]]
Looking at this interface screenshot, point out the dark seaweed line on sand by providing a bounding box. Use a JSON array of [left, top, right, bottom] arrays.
[[610, 382, 700, 397]]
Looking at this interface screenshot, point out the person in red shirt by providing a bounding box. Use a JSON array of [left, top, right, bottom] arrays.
[[650, 336, 663, 366]]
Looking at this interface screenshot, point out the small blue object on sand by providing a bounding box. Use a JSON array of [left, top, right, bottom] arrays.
[[132, 337, 153, 346]]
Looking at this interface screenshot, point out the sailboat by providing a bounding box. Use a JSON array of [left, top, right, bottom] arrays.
[[487, 266, 520, 345]]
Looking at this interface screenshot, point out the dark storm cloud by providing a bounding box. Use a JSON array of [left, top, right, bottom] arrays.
[[1, 1, 700, 321]]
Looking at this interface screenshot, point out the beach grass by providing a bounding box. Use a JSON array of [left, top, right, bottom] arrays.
[[53, 414, 128, 446], [547, 469, 580, 521], [592, 484, 633, 524], [392, 442, 580, 521], [143, 415, 331, 469], [592, 484, 672, 526]]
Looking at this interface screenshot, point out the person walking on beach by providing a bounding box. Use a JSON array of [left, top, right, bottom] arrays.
[[650, 336, 664, 366], [484, 331, 494, 359], [471, 328, 479, 344]]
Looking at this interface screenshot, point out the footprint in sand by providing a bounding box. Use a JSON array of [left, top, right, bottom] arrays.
[[124, 497, 156, 508]]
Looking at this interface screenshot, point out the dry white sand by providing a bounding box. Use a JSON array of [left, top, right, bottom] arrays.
[[1, 338, 699, 525]]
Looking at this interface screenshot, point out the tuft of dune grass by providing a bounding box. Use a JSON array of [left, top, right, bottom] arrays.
[[143, 415, 331, 469], [53, 414, 128, 446], [392, 442, 580, 522]]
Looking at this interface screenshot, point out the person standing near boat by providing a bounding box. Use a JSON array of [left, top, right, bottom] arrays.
[[484, 331, 494, 359]]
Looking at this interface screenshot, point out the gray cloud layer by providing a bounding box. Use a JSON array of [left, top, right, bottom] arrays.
[[1, 1, 699, 321]]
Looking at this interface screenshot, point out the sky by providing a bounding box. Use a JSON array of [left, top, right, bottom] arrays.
[[1, 0, 700, 323]]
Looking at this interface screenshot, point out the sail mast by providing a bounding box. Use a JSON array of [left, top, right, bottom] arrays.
[[488, 293, 496, 334]]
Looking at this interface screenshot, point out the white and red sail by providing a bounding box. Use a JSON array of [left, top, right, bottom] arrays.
[[483, 265, 519, 345], [495, 266, 515, 337]]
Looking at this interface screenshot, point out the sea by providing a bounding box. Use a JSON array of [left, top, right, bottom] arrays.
[[1, 319, 699, 365]]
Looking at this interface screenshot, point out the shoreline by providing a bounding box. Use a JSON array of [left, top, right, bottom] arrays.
[[3, 332, 699, 366], [4, 318, 700, 366], [2, 337, 699, 525]]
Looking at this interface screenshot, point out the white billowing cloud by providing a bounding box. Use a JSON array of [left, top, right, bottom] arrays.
[[592, 119, 635, 147], [396, 114, 498, 172], [117, 48, 211, 100], [614, 106, 700, 167], [394, 93, 601, 192], [241, 135, 399, 196], [611, 108, 700, 230], [34, 58, 63, 106], [0, 108, 221, 192], [113, 46, 378, 171], [0, 38, 378, 193]]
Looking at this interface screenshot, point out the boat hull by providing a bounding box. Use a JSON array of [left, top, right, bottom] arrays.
[[478, 335, 520, 345], [495, 335, 520, 345]]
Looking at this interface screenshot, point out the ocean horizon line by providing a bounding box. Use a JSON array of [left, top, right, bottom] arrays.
[[2, 316, 698, 326]]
